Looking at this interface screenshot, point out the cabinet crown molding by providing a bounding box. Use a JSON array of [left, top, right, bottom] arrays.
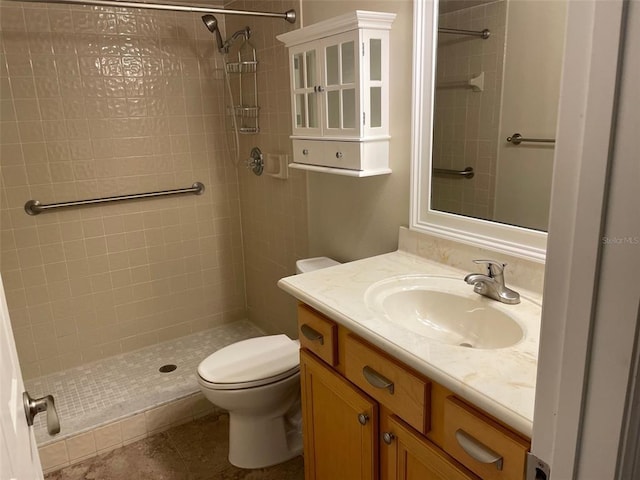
[[277, 10, 396, 47]]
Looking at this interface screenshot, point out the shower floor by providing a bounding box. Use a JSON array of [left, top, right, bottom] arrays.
[[25, 320, 264, 446]]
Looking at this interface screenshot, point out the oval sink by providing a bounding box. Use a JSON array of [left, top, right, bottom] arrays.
[[365, 275, 526, 349]]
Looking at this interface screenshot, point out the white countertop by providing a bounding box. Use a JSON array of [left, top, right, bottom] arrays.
[[278, 250, 541, 437]]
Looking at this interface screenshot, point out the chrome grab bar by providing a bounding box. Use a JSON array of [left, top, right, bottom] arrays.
[[438, 27, 490, 39], [25, 182, 205, 216], [506, 133, 556, 145], [433, 167, 475, 179]]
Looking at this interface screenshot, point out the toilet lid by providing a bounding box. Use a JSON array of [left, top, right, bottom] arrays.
[[197, 335, 300, 387]]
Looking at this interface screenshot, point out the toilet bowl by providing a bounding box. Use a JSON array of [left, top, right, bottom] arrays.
[[197, 256, 340, 469], [197, 334, 302, 468]]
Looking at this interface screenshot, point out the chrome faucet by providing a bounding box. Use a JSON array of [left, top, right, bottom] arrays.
[[464, 260, 520, 304]]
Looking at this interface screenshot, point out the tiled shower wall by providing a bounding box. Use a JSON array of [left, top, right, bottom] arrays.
[[225, 0, 309, 339], [431, 0, 506, 220], [0, 1, 247, 379]]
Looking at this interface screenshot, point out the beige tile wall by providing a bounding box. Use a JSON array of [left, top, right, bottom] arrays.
[[224, 0, 309, 339], [431, 0, 506, 220], [0, 2, 247, 378]]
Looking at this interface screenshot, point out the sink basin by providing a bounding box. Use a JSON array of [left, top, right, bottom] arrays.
[[365, 275, 526, 349]]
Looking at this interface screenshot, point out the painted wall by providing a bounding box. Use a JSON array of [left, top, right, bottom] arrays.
[[0, 2, 246, 378], [302, 0, 413, 262], [493, 0, 566, 231], [224, 0, 308, 338]]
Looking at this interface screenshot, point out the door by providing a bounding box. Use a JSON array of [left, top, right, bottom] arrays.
[[381, 415, 477, 480], [321, 31, 361, 139], [300, 349, 378, 480], [290, 44, 323, 137], [0, 275, 44, 479]]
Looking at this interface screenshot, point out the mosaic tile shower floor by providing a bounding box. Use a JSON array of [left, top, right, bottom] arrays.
[[26, 321, 264, 445], [44, 411, 304, 480]]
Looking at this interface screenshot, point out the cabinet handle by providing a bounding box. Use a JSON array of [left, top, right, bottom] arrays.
[[382, 432, 395, 445], [335, 151, 343, 159], [362, 366, 394, 394], [455, 429, 504, 471], [300, 323, 324, 345], [358, 413, 369, 425], [314, 85, 325, 93], [302, 148, 309, 155]]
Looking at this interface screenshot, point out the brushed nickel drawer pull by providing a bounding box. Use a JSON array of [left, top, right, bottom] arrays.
[[300, 324, 324, 345], [357, 413, 369, 425], [382, 432, 395, 445], [455, 429, 504, 471], [362, 365, 395, 394]]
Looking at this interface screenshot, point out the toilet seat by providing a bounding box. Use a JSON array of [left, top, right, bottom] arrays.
[[197, 334, 300, 390]]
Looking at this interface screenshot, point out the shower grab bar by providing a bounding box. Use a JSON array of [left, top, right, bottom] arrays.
[[439, 27, 490, 39], [25, 182, 205, 216], [506, 133, 556, 145], [433, 167, 475, 179], [7, 0, 297, 23]]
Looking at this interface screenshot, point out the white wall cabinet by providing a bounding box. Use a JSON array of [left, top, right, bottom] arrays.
[[278, 11, 395, 176]]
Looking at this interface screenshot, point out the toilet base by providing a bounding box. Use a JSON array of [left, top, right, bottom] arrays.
[[228, 410, 303, 469]]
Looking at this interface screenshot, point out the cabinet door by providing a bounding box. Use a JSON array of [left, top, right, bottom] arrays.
[[301, 349, 378, 480], [322, 31, 361, 138], [290, 44, 322, 137], [382, 415, 478, 480]]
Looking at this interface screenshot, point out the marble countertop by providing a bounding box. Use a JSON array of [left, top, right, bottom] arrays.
[[277, 250, 541, 437]]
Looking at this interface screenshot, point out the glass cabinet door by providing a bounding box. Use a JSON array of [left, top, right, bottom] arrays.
[[322, 32, 360, 137], [291, 46, 321, 136]]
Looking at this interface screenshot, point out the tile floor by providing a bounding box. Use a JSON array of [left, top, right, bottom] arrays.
[[26, 321, 264, 445], [44, 411, 305, 480]]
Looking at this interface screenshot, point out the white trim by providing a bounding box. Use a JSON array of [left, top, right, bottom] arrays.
[[409, 0, 547, 263], [277, 10, 396, 47], [532, 0, 627, 478]]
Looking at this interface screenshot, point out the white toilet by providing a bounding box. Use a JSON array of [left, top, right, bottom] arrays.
[[197, 257, 340, 469]]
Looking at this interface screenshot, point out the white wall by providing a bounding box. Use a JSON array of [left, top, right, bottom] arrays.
[[493, 0, 567, 231], [302, 0, 413, 262]]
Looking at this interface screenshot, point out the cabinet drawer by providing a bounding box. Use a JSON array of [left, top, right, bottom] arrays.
[[292, 139, 323, 166], [297, 304, 338, 366], [323, 141, 362, 170], [443, 396, 529, 480], [344, 334, 430, 433]]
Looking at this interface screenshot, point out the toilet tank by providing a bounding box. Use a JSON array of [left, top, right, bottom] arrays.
[[296, 257, 340, 274]]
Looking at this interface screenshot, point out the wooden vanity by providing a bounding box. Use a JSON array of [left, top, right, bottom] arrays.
[[297, 303, 530, 480]]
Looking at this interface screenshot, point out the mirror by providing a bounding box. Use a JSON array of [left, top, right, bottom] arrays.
[[411, 0, 568, 262]]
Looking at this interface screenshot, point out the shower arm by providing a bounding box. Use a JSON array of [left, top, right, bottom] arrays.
[[9, 0, 297, 23]]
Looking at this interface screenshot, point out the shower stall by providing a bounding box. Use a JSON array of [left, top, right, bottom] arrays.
[[0, 0, 306, 472]]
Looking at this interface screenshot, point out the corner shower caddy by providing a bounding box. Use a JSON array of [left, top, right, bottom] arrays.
[[226, 33, 260, 134]]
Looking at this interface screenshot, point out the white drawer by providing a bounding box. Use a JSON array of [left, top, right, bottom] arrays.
[[292, 139, 323, 166], [323, 141, 362, 170]]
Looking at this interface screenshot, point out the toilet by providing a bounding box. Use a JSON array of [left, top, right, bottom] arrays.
[[197, 256, 340, 469]]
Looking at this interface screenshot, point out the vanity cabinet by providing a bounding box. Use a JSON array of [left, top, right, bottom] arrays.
[[277, 11, 395, 176], [297, 303, 530, 480]]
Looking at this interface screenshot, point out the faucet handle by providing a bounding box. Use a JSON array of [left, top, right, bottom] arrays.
[[472, 260, 506, 277]]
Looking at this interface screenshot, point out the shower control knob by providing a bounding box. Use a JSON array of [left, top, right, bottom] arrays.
[[382, 432, 395, 445], [357, 413, 369, 425]]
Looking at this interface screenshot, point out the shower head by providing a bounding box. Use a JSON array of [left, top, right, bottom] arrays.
[[201, 15, 226, 53]]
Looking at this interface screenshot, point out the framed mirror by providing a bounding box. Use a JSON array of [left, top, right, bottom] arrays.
[[410, 0, 567, 262]]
